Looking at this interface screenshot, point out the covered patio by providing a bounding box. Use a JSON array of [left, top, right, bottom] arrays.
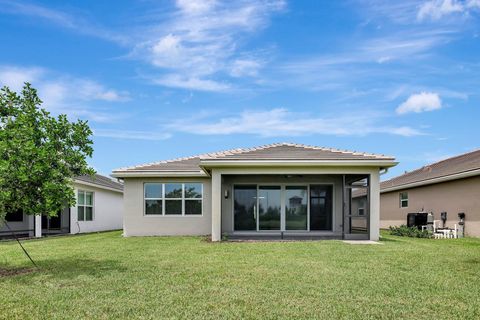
[[208, 165, 386, 241], [218, 173, 373, 240]]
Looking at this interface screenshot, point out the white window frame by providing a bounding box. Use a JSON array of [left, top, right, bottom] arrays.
[[399, 192, 408, 208], [144, 183, 203, 216], [78, 190, 94, 221]]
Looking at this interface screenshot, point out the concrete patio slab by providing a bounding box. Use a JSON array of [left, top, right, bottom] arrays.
[[343, 240, 383, 245]]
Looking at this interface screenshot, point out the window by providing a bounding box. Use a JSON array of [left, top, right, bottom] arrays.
[[400, 192, 408, 208], [358, 208, 365, 216], [5, 209, 23, 222], [144, 183, 203, 216], [165, 183, 182, 215], [78, 190, 94, 221]]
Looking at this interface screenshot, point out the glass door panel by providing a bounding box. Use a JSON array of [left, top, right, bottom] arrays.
[[258, 186, 281, 230], [285, 186, 308, 230], [349, 216, 368, 234], [344, 175, 370, 240], [310, 185, 333, 231], [234, 185, 257, 231]]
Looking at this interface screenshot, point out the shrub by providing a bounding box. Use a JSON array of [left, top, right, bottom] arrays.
[[389, 225, 432, 238]]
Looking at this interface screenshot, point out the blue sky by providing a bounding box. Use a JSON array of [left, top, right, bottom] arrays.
[[0, 0, 479, 179]]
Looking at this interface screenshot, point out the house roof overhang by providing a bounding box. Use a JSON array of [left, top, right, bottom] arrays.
[[74, 179, 124, 193], [199, 159, 398, 168], [110, 170, 209, 178], [381, 168, 480, 193], [112, 159, 398, 178]]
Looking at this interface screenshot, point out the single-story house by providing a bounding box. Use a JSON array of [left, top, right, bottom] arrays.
[[380, 150, 480, 237], [111, 143, 397, 241], [0, 174, 123, 239]]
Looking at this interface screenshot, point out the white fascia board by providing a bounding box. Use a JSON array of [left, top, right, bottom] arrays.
[[381, 169, 480, 193], [74, 180, 123, 193], [200, 159, 398, 168], [110, 171, 208, 178]]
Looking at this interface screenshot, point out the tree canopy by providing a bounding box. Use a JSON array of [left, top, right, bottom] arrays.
[[0, 83, 94, 221]]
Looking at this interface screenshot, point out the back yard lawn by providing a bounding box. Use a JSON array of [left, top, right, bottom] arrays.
[[1, 231, 479, 319]]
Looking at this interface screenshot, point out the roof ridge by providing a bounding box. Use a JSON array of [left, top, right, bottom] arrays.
[[199, 142, 286, 160], [281, 142, 390, 158], [201, 142, 392, 160]]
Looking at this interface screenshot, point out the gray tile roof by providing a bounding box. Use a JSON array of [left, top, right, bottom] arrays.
[[202, 144, 392, 161], [115, 142, 394, 173], [381, 149, 480, 191], [76, 174, 124, 191]]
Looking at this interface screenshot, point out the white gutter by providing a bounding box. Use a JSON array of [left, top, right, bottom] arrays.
[[381, 168, 480, 193], [111, 171, 208, 178], [74, 179, 123, 193], [112, 160, 398, 178]]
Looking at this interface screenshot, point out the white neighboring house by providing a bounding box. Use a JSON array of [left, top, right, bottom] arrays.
[[0, 174, 123, 239]]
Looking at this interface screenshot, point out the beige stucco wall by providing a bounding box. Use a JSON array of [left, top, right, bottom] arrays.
[[380, 175, 480, 237], [123, 177, 212, 236]]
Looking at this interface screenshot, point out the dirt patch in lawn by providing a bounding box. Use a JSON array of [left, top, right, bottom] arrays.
[[0, 267, 35, 278]]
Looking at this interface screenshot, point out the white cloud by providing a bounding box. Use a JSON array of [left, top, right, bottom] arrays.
[[132, 0, 285, 91], [165, 108, 422, 137], [152, 74, 230, 92], [274, 29, 454, 93], [230, 59, 262, 77], [0, 66, 44, 91], [418, 0, 463, 20], [467, 0, 480, 9], [359, 0, 479, 24], [377, 56, 392, 64], [0, 0, 127, 44], [417, 0, 480, 21], [280, 29, 451, 73], [175, 0, 217, 15], [396, 92, 442, 114], [93, 129, 172, 141], [0, 65, 129, 122]]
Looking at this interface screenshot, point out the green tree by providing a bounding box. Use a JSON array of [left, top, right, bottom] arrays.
[[0, 83, 94, 223]]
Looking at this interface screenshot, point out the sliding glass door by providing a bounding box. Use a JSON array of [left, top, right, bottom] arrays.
[[258, 186, 281, 230], [310, 185, 333, 231], [233, 184, 333, 232], [285, 186, 308, 230], [233, 185, 257, 231]]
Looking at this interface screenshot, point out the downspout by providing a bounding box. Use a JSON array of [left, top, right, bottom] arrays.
[[379, 167, 389, 176]]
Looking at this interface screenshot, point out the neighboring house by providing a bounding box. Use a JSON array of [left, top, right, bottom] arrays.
[[0, 174, 123, 239], [111, 143, 397, 241], [380, 150, 480, 237]]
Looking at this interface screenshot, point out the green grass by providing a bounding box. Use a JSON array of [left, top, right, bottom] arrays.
[[1, 231, 480, 319]]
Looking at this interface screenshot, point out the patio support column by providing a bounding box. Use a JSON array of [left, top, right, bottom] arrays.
[[369, 170, 380, 241], [211, 170, 222, 241], [34, 215, 42, 238]]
